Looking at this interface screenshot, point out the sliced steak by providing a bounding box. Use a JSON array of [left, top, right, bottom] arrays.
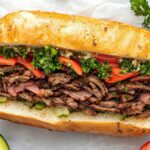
[[84, 85, 102, 100], [118, 102, 145, 115], [99, 101, 119, 108], [53, 97, 65, 106], [15, 82, 34, 93], [139, 93, 150, 105], [41, 97, 54, 106], [66, 97, 78, 109], [90, 104, 120, 113], [116, 83, 150, 92], [89, 97, 98, 103], [88, 76, 108, 95], [130, 75, 150, 82], [8, 85, 17, 97], [3, 70, 32, 86], [0, 65, 24, 74], [0, 91, 14, 99], [48, 73, 72, 86], [26, 85, 42, 96], [18, 92, 33, 101], [105, 92, 119, 100], [120, 94, 134, 102], [83, 109, 97, 116], [64, 83, 80, 91], [61, 90, 92, 101], [137, 110, 150, 118]]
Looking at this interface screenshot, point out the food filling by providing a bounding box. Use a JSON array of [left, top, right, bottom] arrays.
[[0, 45, 150, 118]]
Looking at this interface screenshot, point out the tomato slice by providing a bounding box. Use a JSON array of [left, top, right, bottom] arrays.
[[95, 54, 119, 64], [59, 56, 83, 75], [105, 67, 139, 83], [17, 57, 45, 78], [0, 56, 16, 66], [140, 141, 150, 150]]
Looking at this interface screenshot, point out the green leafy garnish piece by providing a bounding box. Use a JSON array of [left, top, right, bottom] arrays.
[[140, 61, 150, 75], [130, 0, 150, 28], [2, 46, 16, 58], [14, 46, 27, 58], [120, 59, 139, 73], [80, 58, 111, 79], [97, 62, 111, 79], [32, 46, 62, 74], [80, 58, 98, 74], [34, 102, 46, 110]]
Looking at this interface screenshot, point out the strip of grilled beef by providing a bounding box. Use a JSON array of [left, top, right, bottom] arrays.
[[130, 75, 150, 82]]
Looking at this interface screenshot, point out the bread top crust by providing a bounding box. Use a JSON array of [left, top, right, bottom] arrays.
[[0, 11, 149, 60]]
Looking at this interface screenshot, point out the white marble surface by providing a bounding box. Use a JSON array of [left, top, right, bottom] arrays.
[[0, 0, 150, 149]]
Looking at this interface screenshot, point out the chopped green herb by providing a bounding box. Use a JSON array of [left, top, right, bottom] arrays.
[[80, 58, 97, 74], [80, 58, 111, 79], [97, 62, 111, 79], [32, 46, 61, 74], [111, 91, 117, 95], [124, 86, 128, 92], [14, 46, 27, 58], [70, 68, 78, 78], [2, 46, 16, 58], [120, 59, 139, 73], [120, 59, 150, 75], [34, 102, 46, 110], [140, 61, 150, 75], [130, 0, 150, 28]]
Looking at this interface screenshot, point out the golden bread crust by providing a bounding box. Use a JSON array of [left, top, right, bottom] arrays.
[[0, 11, 149, 59]]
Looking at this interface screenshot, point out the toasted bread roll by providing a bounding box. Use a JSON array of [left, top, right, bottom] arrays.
[[0, 11, 149, 59], [0, 11, 149, 136]]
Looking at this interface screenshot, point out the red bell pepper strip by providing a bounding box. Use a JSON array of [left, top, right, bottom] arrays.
[[105, 67, 139, 83], [140, 141, 150, 150], [17, 57, 45, 78], [59, 56, 83, 75], [0, 56, 16, 66], [108, 63, 119, 68], [112, 67, 139, 77], [94, 54, 119, 64]]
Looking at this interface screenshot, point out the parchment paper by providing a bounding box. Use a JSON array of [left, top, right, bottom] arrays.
[[0, 0, 149, 150]]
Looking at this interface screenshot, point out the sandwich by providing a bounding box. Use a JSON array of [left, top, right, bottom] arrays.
[[0, 10, 149, 137]]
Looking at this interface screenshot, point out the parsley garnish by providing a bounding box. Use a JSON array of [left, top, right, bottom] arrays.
[[130, 0, 150, 28], [0, 45, 27, 58], [1, 46, 16, 58], [140, 61, 150, 75], [32, 46, 61, 74], [120, 59, 139, 73], [120, 58, 150, 75], [14, 46, 27, 58], [80, 58, 111, 79]]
